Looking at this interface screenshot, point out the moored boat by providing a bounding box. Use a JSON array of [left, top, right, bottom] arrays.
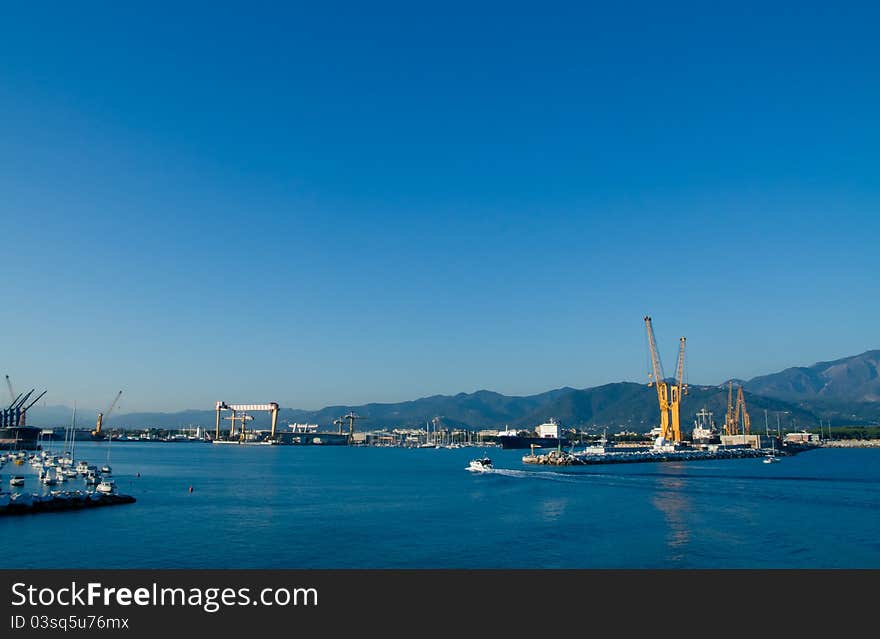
[[96, 479, 116, 495]]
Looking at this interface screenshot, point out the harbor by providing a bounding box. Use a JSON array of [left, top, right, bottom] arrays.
[[3, 440, 879, 569]]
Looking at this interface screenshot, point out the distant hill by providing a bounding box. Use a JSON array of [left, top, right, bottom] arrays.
[[516, 382, 818, 433], [24, 383, 826, 433], [745, 350, 880, 402], [19, 350, 880, 432], [21, 404, 99, 428]]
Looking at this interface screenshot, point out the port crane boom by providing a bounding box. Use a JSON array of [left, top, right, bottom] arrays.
[[724, 381, 737, 435], [6, 392, 22, 411], [5, 375, 15, 403], [23, 390, 47, 412], [644, 316, 670, 441], [670, 336, 688, 442], [735, 386, 751, 435], [644, 316, 686, 443], [93, 390, 123, 437]]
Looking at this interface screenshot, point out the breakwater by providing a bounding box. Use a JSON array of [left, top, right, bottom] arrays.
[[821, 439, 880, 448], [523, 447, 783, 466], [0, 490, 136, 516]]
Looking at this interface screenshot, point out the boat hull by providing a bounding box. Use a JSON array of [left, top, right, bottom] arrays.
[[498, 436, 570, 450], [0, 427, 41, 451]]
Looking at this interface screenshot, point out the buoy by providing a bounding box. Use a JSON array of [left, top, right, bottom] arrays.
[[136, 472, 141, 478], [188, 486, 193, 493]]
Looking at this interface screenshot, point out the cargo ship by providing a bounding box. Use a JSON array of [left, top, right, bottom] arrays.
[[0, 426, 42, 451], [496, 419, 571, 450], [276, 423, 349, 445]]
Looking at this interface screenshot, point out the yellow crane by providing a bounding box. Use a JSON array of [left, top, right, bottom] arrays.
[[671, 334, 688, 441], [735, 386, 751, 435], [93, 390, 123, 438], [724, 381, 737, 435], [723, 383, 751, 436], [644, 316, 687, 443]]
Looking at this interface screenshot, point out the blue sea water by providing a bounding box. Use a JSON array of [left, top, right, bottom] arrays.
[[3, 442, 879, 568]]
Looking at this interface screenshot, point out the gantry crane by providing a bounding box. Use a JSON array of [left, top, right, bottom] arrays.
[[644, 316, 687, 443], [334, 417, 345, 435], [93, 390, 123, 438]]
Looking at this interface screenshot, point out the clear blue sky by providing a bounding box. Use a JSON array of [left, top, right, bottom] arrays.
[[2, 2, 878, 412]]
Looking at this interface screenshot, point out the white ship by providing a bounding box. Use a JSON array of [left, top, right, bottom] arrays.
[[691, 408, 720, 445]]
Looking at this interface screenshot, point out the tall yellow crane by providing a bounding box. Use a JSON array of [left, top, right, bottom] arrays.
[[724, 381, 737, 435], [644, 316, 686, 443], [670, 335, 688, 441], [723, 383, 751, 436], [735, 386, 751, 435], [93, 390, 123, 438]]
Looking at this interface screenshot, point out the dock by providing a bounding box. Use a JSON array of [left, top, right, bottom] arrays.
[[0, 491, 136, 516]]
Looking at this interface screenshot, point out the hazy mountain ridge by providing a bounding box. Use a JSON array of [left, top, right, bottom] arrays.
[[744, 350, 880, 402], [20, 351, 880, 431]]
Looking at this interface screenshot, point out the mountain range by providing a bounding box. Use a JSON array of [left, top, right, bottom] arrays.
[[22, 350, 880, 431], [744, 350, 880, 402]]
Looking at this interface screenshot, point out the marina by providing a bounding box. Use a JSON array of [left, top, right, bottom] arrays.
[[0, 431, 135, 517]]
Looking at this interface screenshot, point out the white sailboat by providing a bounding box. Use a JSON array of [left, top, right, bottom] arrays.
[[763, 438, 780, 464], [101, 428, 112, 475]]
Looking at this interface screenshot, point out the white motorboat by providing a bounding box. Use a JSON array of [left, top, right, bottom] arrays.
[[467, 457, 493, 472], [96, 479, 116, 495], [9, 475, 25, 487]]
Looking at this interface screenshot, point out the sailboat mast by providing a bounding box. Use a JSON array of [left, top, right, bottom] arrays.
[[71, 401, 77, 459]]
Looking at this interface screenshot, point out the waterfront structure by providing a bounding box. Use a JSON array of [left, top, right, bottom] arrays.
[[214, 401, 280, 441]]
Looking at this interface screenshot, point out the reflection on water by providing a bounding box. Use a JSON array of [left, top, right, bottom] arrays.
[[651, 468, 692, 563], [538, 497, 569, 522]]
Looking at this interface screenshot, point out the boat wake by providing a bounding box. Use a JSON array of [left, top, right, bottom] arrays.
[[484, 468, 589, 484]]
